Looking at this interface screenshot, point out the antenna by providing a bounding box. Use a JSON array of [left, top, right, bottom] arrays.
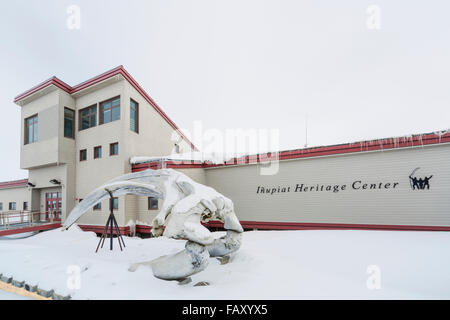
[[304, 114, 308, 148]]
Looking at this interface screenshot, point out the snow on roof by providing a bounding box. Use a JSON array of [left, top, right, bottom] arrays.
[[130, 151, 239, 165]]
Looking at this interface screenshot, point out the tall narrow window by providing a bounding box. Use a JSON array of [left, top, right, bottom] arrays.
[[148, 197, 158, 210], [130, 99, 139, 133], [109, 197, 119, 210], [100, 96, 120, 124], [80, 149, 87, 161], [110, 142, 119, 156], [94, 146, 102, 159], [24, 114, 38, 144], [9, 202, 16, 210], [64, 107, 75, 138], [79, 105, 97, 130], [0, 203, 3, 211], [23, 202, 28, 210]]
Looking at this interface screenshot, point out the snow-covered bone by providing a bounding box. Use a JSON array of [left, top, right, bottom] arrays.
[[63, 168, 244, 280]]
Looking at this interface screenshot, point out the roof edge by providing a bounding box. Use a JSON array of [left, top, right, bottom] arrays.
[[13, 66, 198, 151]]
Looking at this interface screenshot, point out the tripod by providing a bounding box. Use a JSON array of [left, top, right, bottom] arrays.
[[95, 189, 126, 253]]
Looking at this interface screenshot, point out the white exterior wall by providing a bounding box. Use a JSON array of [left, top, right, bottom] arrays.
[[205, 143, 450, 227], [13, 76, 196, 229], [0, 187, 30, 212]]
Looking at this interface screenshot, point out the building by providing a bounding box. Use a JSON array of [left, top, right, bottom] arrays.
[[1, 66, 450, 235]]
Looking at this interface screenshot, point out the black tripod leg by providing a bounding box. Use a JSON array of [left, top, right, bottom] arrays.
[[110, 214, 114, 250], [96, 215, 111, 253], [112, 215, 126, 248], [100, 215, 111, 249]]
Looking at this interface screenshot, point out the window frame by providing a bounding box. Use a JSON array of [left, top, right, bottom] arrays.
[[148, 197, 159, 210], [109, 142, 119, 156], [78, 104, 97, 131], [93, 146, 102, 159], [109, 197, 119, 211], [80, 149, 87, 161], [64, 107, 76, 139], [24, 114, 38, 145], [9, 202, 16, 211], [130, 98, 139, 133], [99, 96, 121, 125]]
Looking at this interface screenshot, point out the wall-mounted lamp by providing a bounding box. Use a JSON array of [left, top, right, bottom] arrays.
[[27, 182, 36, 187], [49, 179, 61, 185]]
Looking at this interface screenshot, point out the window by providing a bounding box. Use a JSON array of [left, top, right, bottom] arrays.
[[130, 99, 139, 133], [109, 197, 118, 210], [24, 114, 38, 144], [0, 203, 3, 211], [64, 108, 75, 138], [110, 142, 119, 156], [148, 197, 158, 210], [93, 203, 101, 210], [79, 105, 97, 130], [9, 202, 16, 210], [100, 96, 120, 125], [23, 202, 28, 210], [94, 146, 102, 159], [80, 149, 87, 161]]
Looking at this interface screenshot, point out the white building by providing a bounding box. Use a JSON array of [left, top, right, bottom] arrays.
[[1, 66, 450, 235]]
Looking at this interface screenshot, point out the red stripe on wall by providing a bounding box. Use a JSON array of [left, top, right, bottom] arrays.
[[204, 220, 450, 232], [78, 224, 131, 236]]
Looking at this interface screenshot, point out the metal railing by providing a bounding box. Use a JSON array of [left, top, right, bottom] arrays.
[[0, 211, 41, 230]]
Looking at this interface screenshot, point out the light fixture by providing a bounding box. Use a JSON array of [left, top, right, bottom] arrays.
[[49, 179, 61, 185], [27, 182, 36, 187]]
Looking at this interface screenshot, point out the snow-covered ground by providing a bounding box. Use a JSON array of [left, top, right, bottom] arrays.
[[0, 226, 449, 299]]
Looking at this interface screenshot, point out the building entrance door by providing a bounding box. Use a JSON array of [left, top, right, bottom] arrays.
[[45, 192, 62, 221]]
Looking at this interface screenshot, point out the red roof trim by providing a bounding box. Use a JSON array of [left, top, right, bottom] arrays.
[[131, 131, 450, 171], [14, 66, 197, 151], [0, 179, 28, 190]]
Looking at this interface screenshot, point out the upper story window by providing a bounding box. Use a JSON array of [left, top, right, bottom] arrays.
[[109, 197, 119, 210], [64, 107, 75, 138], [130, 99, 139, 133], [94, 146, 102, 159], [80, 149, 87, 161], [79, 105, 97, 131], [9, 202, 16, 210], [24, 114, 38, 144], [0, 203, 3, 211], [110, 142, 119, 156], [23, 202, 28, 210], [100, 96, 120, 125], [93, 203, 101, 210], [148, 197, 158, 210]]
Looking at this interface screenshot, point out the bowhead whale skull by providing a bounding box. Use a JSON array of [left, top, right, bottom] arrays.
[[63, 168, 243, 281]]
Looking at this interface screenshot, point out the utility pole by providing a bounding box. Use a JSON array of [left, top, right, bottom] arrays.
[[304, 114, 308, 148]]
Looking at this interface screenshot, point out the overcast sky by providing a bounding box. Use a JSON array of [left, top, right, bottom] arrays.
[[0, 0, 449, 181]]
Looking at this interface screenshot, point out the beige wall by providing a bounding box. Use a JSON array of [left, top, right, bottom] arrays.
[[205, 143, 450, 227], [0, 187, 30, 212]]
